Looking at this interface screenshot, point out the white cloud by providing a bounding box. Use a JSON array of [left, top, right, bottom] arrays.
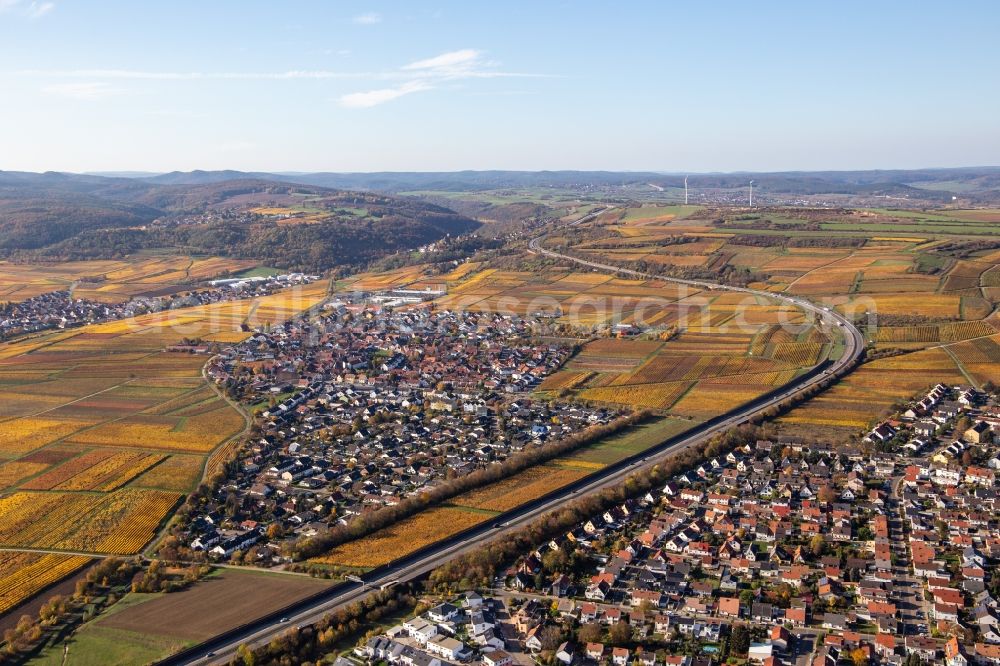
[[25, 1, 53, 18], [41, 81, 119, 100], [352, 12, 381, 25], [1, 0, 54, 18], [11, 48, 550, 109], [403, 49, 482, 73], [339, 80, 431, 108], [12, 57, 547, 84]]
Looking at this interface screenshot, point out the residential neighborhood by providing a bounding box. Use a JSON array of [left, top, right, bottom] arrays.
[[342, 382, 1000, 666]]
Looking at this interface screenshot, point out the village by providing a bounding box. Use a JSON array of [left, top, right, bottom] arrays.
[[348, 382, 1000, 666], [0, 271, 318, 340], [174, 304, 618, 562]]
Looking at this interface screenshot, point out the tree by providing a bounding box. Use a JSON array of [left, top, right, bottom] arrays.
[[850, 647, 869, 666], [730, 625, 751, 656], [608, 621, 632, 646], [540, 625, 564, 652], [577, 623, 603, 644], [236, 643, 256, 666]]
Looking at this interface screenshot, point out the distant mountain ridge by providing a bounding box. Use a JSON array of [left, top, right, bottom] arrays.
[[11, 166, 1000, 197], [111, 166, 1000, 199]]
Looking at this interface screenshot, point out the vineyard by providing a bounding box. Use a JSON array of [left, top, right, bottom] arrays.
[[451, 464, 590, 513], [0, 255, 253, 304], [0, 553, 91, 615], [551, 312, 826, 419], [66, 407, 245, 453], [875, 320, 997, 346], [0, 489, 180, 554], [579, 382, 692, 410], [770, 342, 824, 366], [0, 461, 48, 489], [538, 370, 594, 391], [0, 418, 91, 457], [133, 454, 205, 492], [313, 507, 487, 568], [778, 347, 969, 434], [670, 384, 775, 419], [0, 275, 321, 607], [20, 449, 165, 492]]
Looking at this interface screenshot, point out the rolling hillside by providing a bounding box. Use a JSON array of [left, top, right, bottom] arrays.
[[0, 173, 480, 271]]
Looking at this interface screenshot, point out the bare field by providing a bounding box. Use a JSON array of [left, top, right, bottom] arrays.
[[95, 569, 331, 641]]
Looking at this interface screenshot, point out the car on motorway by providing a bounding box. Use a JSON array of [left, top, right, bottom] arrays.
[[279, 617, 290, 623]]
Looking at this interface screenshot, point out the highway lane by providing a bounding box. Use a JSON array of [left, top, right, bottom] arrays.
[[169, 231, 864, 666]]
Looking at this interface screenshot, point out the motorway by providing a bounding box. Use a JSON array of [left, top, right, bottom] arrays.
[[167, 231, 865, 666]]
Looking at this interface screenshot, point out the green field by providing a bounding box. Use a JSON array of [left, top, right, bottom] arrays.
[[30, 623, 188, 666], [561, 416, 696, 465], [868, 208, 995, 222], [819, 222, 999, 235], [621, 204, 703, 221]]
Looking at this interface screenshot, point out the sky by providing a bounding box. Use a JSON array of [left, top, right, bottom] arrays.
[[1, 0, 999, 173]]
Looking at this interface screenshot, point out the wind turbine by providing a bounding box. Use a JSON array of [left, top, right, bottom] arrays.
[[684, 176, 689, 205], [749, 180, 754, 208]]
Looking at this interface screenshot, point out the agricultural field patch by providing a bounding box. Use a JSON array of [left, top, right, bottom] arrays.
[[578, 381, 693, 410], [0, 417, 92, 456], [132, 454, 204, 492], [0, 256, 254, 304], [85, 568, 331, 649], [0, 488, 180, 554], [451, 464, 589, 513], [669, 383, 775, 419], [835, 293, 962, 320], [778, 346, 967, 434], [560, 417, 694, 466], [0, 552, 91, 616], [20, 449, 165, 492], [0, 460, 48, 488], [66, 405, 245, 453], [537, 370, 594, 391], [313, 507, 488, 568]]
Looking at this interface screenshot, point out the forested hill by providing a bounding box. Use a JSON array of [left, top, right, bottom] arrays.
[[0, 173, 480, 272]]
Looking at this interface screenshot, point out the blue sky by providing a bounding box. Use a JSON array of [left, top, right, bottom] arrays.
[[1, 1, 998, 173]]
